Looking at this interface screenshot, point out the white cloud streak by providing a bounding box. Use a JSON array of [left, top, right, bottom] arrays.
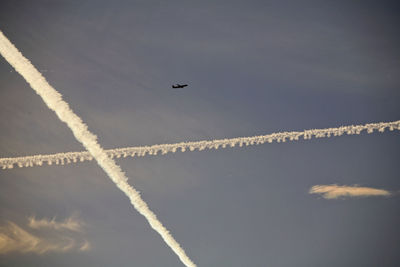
[[0, 31, 196, 267], [28, 216, 83, 232], [0, 217, 89, 254], [1, 120, 399, 170], [309, 184, 391, 199]]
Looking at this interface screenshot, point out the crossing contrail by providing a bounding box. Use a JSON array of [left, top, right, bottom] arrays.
[[0, 31, 196, 267], [1, 120, 399, 170]]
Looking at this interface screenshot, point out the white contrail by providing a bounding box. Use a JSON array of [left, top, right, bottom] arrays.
[[0, 31, 196, 267], [1, 120, 399, 170]]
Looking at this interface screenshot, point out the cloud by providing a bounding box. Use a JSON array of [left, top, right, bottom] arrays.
[[0, 216, 90, 254], [28, 216, 84, 232], [309, 184, 391, 199], [79, 240, 91, 251]]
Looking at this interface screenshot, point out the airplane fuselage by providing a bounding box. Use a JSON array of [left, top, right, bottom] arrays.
[[172, 84, 188, 89]]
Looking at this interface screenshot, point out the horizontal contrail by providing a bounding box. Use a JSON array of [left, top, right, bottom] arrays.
[[1, 120, 399, 170], [0, 31, 196, 267]]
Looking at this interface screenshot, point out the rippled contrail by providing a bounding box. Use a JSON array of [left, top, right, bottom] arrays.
[[0, 31, 196, 267], [1, 120, 399, 170]]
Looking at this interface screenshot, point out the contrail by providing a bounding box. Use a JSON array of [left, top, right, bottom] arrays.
[[0, 31, 196, 267], [1, 120, 399, 169]]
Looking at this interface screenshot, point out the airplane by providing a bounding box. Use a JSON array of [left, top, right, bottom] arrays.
[[172, 84, 188, 89]]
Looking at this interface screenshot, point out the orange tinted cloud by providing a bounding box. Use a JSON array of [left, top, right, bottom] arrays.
[[309, 184, 391, 199], [0, 216, 90, 254]]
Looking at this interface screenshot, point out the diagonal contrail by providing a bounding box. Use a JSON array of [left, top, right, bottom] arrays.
[[1, 120, 399, 170], [0, 31, 196, 267]]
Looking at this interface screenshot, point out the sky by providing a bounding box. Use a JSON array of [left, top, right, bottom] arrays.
[[0, 1, 399, 266]]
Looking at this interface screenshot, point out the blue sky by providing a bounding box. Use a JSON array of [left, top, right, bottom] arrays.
[[0, 1, 399, 266]]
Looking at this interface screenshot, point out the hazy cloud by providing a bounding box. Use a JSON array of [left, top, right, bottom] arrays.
[[0, 216, 90, 254], [309, 184, 391, 199]]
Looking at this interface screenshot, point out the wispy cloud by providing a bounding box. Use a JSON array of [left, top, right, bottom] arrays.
[[0, 31, 196, 267], [1, 120, 399, 169], [79, 240, 91, 251], [0, 216, 90, 254], [28, 216, 84, 232], [309, 184, 391, 199]]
